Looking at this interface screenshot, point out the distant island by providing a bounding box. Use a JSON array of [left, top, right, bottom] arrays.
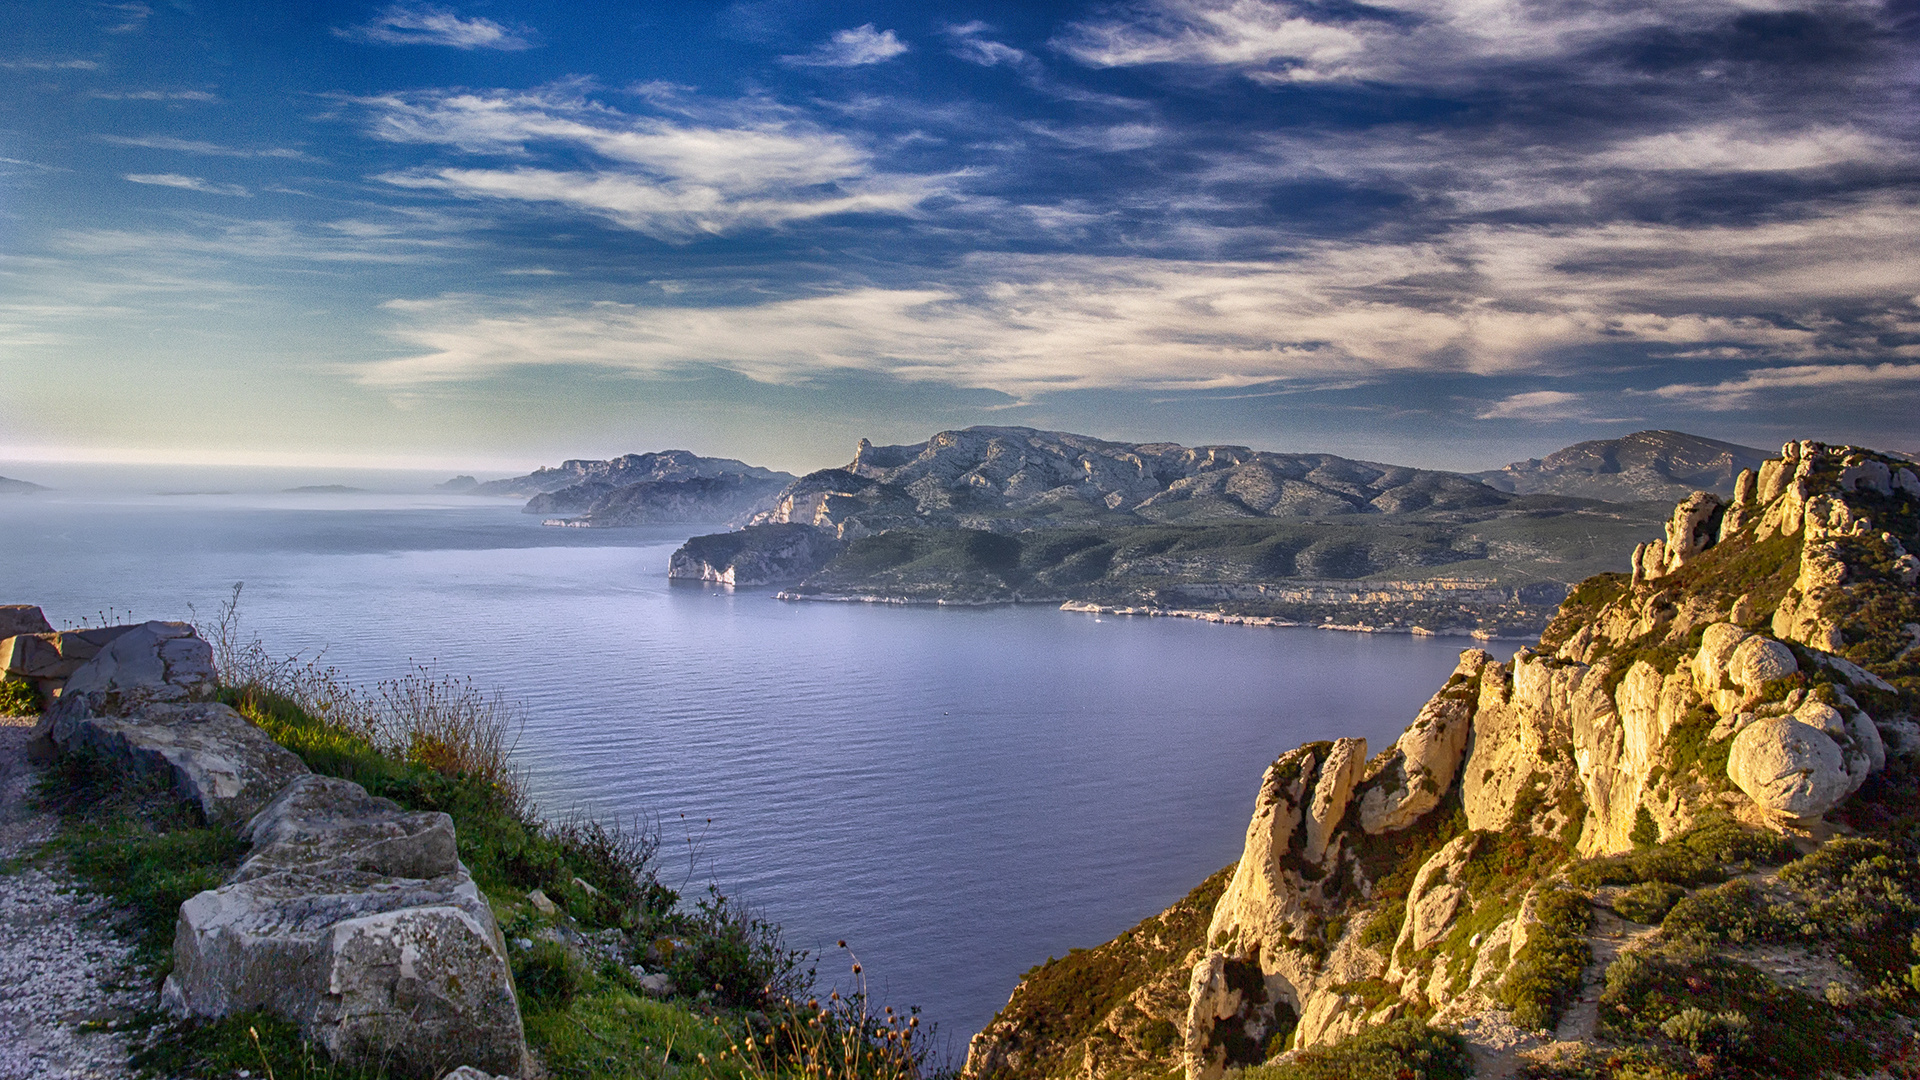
[[281, 485, 368, 494], [0, 475, 47, 494]]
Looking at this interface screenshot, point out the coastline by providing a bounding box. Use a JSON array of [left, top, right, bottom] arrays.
[[769, 590, 1522, 639]]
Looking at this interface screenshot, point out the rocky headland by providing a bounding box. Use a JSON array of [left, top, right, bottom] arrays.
[[962, 439, 1920, 1080], [450, 450, 798, 528], [668, 427, 1672, 636]]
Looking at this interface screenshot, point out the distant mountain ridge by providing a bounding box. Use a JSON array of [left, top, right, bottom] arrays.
[[466, 450, 795, 499], [752, 425, 1512, 536], [0, 475, 46, 494], [1472, 430, 1769, 502]]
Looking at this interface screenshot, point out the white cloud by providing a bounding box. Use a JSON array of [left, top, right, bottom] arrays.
[[1598, 124, 1901, 173], [360, 88, 946, 239], [1643, 362, 1920, 410], [781, 24, 910, 67], [337, 3, 534, 50], [1051, 0, 1830, 85], [0, 58, 99, 70], [90, 89, 218, 101], [351, 198, 1920, 393], [102, 135, 310, 159], [123, 173, 250, 196], [1475, 390, 1634, 422], [945, 22, 1034, 68]]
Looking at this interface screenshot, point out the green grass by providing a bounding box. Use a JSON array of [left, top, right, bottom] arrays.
[[1240, 1018, 1470, 1080], [130, 1010, 390, 1080]]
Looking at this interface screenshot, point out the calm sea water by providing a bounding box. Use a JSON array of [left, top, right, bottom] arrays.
[[0, 483, 1511, 1053]]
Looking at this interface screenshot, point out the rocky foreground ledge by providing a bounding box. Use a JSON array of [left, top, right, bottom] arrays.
[[1, 610, 529, 1079], [967, 440, 1920, 1080]]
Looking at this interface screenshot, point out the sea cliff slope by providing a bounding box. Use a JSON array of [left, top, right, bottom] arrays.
[[966, 439, 1920, 1080]]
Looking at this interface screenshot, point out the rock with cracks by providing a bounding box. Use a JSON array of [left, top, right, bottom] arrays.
[[164, 774, 530, 1079]]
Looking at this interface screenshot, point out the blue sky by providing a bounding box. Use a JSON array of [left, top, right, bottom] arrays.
[[1, 0, 1915, 474]]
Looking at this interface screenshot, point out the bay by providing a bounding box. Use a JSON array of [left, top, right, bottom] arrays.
[[0, 484, 1513, 1056]]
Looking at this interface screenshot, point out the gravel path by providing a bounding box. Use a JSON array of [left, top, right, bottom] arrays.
[[0, 715, 145, 1080]]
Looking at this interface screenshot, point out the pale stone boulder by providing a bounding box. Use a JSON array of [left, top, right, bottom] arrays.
[[41, 702, 308, 825], [1391, 834, 1477, 965], [240, 776, 458, 882], [58, 621, 217, 705], [1727, 636, 1796, 697], [1692, 623, 1751, 699], [166, 774, 529, 1078], [1895, 467, 1920, 497], [1839, 459, 1892, 496], [1728, 717, 1850, 820]]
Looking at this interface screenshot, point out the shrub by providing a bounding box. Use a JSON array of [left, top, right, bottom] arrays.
[[1675, 817, 1794, 866], [0, 675, 41, 716], [515, 940, 590, 1008], [1567, 845, 1719, 891], [1499, 888, 1592, 1031], [1659, 880, 1781, 944], [1240, 1018, 1471, 1080], [1613, 881, 1685, 925], [666, 886, 813, 1009], [131, 1010, 387, 1080], [1657, 1006, 1750, 1054]]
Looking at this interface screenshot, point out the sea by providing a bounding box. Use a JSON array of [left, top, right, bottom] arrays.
[[0, 471, 1516, 1058]]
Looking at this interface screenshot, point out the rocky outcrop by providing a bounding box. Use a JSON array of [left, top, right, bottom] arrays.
[[667, 523, 845, 585], [43, 701, 308, 825], [969, 438, 1920, 1080], [165, 775, 529, 1078], [17, 610, 531, 1077]]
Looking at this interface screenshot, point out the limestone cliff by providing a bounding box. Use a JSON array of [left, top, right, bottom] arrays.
[[966, 440, 1920, 1080]]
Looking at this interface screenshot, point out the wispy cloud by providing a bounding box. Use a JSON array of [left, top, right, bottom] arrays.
[[99, 2, 151, 34], [1596, 124, 1900, 173], [1642, 362, 1920, 410], [90, 89, 218, 101], [101, 134, 310, 159], [945, 21, 1034, 69], [123, 172, 250, 196], [0, 58, 99, 70], [780, 24, 909, 67], [359, 87, 947, 239], [1475, 391, 1634, 423], [337, 3, 535, 50], [351, 198, 1920, 394]]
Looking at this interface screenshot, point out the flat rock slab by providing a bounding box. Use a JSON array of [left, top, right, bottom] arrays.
[[43, 702, 309, 826], [167, 774, 529, 1078], [57, 621, 216, 706], [0, 606, 53, 639]]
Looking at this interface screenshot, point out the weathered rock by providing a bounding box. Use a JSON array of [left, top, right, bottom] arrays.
[[41, 702, 308, 825], [1302, 738, 1366, 865], [1392, 835, 1476, 961], [1660, 491, 1723, 573], [165, 774, 528, 1079], [0, 605, 53, 639], [240, 776, 457, 882], [1727, 636, 1796, 697], [441, 1069, 513, 1080], [1208, 746, 1318, 951], [1692, 622, 1751, 697], [55, 621, 217, 707], [1183, 953, 1240, 1080], [1358, 652, 1482, 834], [1727, 717, 1850, 820], [1839, 459, 1892, 496]]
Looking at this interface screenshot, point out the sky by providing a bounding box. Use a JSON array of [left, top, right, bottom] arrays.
[[1, 0, 1916, 476]]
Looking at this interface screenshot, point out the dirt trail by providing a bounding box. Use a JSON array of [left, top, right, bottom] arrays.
[[1554, 904, 1656, 1045], [0, 715, 143, 1080]]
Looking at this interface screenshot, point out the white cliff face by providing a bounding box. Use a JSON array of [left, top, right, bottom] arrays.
[[1175, 440, 1919, 1075]]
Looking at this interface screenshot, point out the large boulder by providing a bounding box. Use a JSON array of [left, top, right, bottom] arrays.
[[1356, 651, 1482, 834], [1727, 636, 1796, 698], [165, 775, 529, 1078], [59, 620, 216, 705], [0, 605, 53, 638], [41, 702, 308, 825], [1727, 717, 1850, 820]]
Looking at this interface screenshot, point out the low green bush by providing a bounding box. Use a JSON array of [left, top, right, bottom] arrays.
[[1240, 1018, 1470, 1080], [515, 939, 590, 1008], [1612, 881, 1685, 925], [131, 1010, 386, 1080], [0, 674, 42, 716], [1659, 880, 1781, 944], [1499, 888, 1592, 1030]]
